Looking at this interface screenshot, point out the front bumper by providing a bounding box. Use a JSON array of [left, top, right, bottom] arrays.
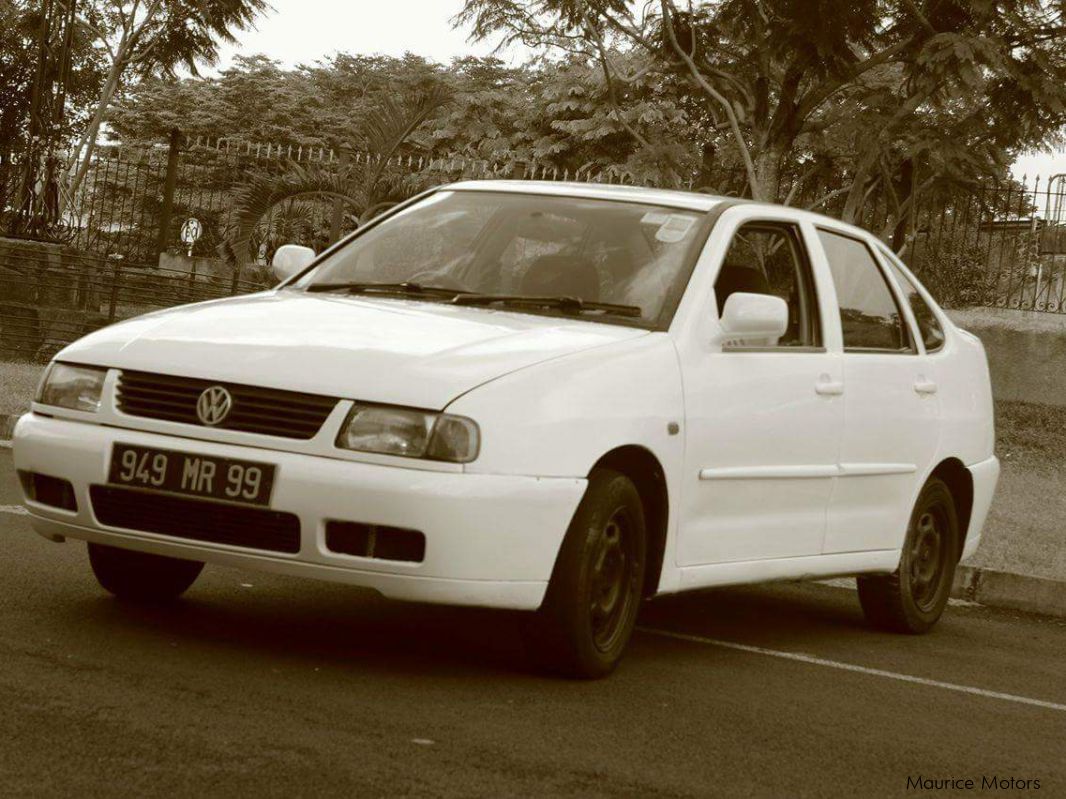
[[12, 413, 586, 610]]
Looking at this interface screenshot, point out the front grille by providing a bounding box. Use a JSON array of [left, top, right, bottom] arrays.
[[116, 370, 338, 439], [90, 485, 301, 554]]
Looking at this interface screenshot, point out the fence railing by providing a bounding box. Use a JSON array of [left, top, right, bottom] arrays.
[[2, 137, 710, 264], [3, 134, 1066, 362], [0, 244, 269, 361], [902, 177, 1066, 314]]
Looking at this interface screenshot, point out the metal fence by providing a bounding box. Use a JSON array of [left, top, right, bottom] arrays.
[[889, 176, 1066, 314], [1, 135, 704, 263], [3, 135, 1066, 362], [0, 244, 267, 361]]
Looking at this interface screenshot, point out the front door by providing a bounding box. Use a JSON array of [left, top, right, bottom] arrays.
[[677, 218, 844, 566]]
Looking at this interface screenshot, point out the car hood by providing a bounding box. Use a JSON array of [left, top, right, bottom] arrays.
[[58, 291, 648, 409]]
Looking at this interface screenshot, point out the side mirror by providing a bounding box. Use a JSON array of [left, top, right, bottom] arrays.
[[272, 244, 316, 282], [716, 292, 788, 346]]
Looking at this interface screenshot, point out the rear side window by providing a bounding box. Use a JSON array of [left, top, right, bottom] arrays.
[[817, 229, 912, 353], [878, 247, 945, 353]]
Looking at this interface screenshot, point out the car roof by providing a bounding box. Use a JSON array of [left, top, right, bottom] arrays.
[[443, 179, 883, 244], [445, 180, 727, 212]]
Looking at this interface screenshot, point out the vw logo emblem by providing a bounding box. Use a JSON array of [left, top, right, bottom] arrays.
[[196, 385, 233, 426]]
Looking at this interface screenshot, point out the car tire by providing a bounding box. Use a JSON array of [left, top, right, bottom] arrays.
[[857, 477, 959, 634], [523, 468, 647, 679], [88, 543, 204, 603]]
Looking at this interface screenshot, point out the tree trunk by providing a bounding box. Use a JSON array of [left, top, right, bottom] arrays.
[[59, 60, 122, 217], [841, 153, 879, 224], [889, 158, 915, 251], [752, 147, 783, 203]]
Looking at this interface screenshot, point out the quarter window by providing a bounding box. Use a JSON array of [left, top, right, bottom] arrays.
[[714, 223, 821, 348], [817, 229, 912, 353], [878, 247, 945, 352]]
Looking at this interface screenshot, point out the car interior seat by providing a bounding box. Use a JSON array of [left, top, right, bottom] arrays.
[[714, 264, 772, 314]]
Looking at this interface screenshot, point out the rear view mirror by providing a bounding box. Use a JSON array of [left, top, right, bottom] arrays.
[[716, 292, 788, 346], [272, 244, 316, 282]]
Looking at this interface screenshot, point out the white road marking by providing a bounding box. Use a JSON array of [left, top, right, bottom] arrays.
[[638, 627, 1066, 713], [0, 505, 28, 516]]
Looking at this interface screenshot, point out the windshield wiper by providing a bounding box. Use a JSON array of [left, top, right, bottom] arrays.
[[451, 294, 642, 318], [305, 281, 472, 298]]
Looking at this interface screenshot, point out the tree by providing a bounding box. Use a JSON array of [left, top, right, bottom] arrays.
[[458, 0, 1066, 234], [108, 49, 695, 184], [60, 0, 268, 213], [0, 1, 105, 155], [221, 84, 452, 271], [109, 55, 319, 145]]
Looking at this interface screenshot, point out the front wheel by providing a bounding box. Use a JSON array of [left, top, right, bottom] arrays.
[[523, 468, 647, 679], [857, 477, 959, 634], [88, 543, 204, 603]]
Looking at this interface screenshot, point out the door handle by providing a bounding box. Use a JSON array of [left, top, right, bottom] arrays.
[[815, 375, 844, 396], [914, 378, 938, 395]]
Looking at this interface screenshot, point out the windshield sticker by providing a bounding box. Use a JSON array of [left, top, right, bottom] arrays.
[[655, 214, 696, 243], [640, 211, 671, 226]]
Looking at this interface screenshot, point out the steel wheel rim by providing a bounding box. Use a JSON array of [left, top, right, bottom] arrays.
[[908, 504, 947, 612], [588, 508, 637, 653]]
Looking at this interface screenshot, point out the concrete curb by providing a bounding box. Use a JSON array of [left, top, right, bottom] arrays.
[[952, 565, 1066, 619]]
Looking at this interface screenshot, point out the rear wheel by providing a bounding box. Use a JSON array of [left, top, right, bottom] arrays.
[[523, 468, 646, 679], [857, 477, 959, 634], [88, 543, 203, 603]]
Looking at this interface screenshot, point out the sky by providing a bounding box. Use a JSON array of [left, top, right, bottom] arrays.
[[215, 0, 1066, 182], [213, 0, 520, 69]]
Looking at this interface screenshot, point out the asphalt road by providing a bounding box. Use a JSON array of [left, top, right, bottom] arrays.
[[1, 448, 1063, 798]]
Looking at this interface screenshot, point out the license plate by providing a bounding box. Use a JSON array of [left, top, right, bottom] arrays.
[[108, 444, 276, 506]]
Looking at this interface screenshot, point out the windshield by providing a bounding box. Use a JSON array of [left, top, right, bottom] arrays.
[[294, 190, 708, 328]]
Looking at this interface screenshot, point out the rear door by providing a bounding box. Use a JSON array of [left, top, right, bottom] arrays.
[[813, 227, 941, 554]]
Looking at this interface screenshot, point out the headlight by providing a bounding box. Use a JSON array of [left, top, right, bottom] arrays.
[[336, 404, 480, 463], [35, 363, 107, 412]]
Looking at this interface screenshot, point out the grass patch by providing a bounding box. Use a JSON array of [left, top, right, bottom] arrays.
[[994, 400, 1066, 467], [967, 400, 1066, 581], [0, 361, 44, 416]]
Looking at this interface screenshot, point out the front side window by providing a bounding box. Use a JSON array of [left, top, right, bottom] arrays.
[[297, 191, 707, 328], [878, 246, 945, 352], [714, 222, 821, 348], [817, 229, 913, 353]]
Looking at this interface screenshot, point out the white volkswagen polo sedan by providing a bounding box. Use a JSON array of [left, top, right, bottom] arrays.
[[13, 182, 999, 677]]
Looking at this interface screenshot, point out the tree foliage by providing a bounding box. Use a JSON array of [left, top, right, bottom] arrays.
[[61, 0, 269, 213], [0, 1, 105, 156], [219, 81, 452, 269], [92, 0, 1066, 264], [458, 0, 1066, 238]]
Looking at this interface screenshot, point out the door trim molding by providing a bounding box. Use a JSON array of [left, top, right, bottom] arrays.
[[699, 464, 838, 480], [699, 462, 916, 481], [838, 462, 916, 477]]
